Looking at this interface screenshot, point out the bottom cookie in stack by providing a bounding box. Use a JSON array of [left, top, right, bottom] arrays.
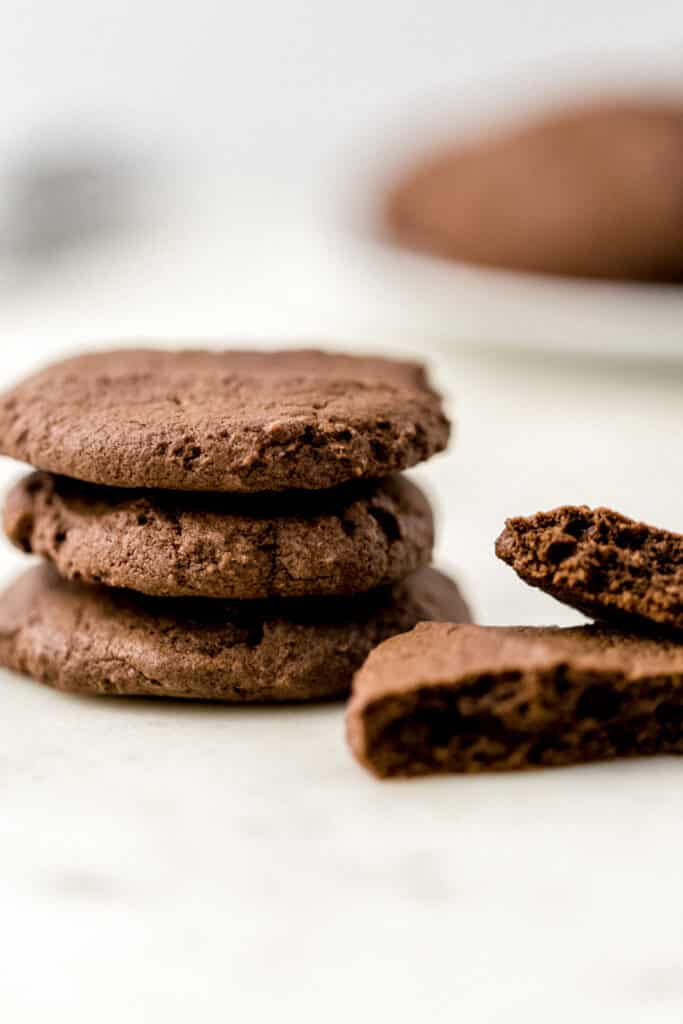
[[0, 564, 471, 702]]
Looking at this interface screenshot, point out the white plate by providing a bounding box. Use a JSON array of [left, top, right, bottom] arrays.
[[353, 238, 683, 360]]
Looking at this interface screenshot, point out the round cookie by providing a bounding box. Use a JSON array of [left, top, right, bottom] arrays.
[[0, 564, 472, 702], [5, 471, 434, 599], [0, 348, 449, 492], [386, 99, 683, 282]]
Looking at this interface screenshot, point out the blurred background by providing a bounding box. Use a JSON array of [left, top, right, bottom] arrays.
[[2, 0, 683, 339], [3, 5, 683, 1022]]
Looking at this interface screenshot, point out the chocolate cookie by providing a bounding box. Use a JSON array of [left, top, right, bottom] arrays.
[[0, 565, 471, 702], [386, 100, 683, 282], [347, 621, 683, 777], [496, 505, 683, 632], [0, 349, 449, 492], [5, 471, 434, 599]]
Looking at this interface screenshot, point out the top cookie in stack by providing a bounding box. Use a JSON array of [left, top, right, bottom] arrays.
[[0, 348, 471, 702], [0, 349, 449, 492]]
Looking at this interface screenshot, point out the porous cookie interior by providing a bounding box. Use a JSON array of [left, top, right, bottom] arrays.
[[360, 662, 683, 777], [496, 506, 683, 630]]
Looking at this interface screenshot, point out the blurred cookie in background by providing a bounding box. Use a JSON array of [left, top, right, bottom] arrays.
[[384, 98, 683, 283]]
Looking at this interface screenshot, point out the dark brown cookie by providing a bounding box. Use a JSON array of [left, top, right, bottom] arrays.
[[385, 100, 683, 282], [5, 471, 434, 599], [0, 565, 471, 702], [496, 505, 683, 632], [347, 621, 683, 777], [0, 348, 449, 492]]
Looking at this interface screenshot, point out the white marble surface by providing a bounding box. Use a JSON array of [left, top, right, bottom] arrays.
[[2, 188, 683, 1022]]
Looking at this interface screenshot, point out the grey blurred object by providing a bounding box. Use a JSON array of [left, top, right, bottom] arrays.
[[0, 143, 152, 270]]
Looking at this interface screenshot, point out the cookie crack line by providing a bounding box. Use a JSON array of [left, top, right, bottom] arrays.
[[61, 604, 88, 676], [265, 520, 279, 593]]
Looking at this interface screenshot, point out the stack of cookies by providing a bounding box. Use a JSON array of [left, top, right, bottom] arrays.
[[0, 348, 470, 702]]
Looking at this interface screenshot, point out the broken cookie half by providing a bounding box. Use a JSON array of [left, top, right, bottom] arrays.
[[496, 505, 683, 633], [347, 621, 683, 777]]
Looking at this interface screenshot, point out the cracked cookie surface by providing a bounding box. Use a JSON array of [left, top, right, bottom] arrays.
[[0, 565, 471, 702], [0, 348, 449, 492], [5, 472, 434, 599]]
